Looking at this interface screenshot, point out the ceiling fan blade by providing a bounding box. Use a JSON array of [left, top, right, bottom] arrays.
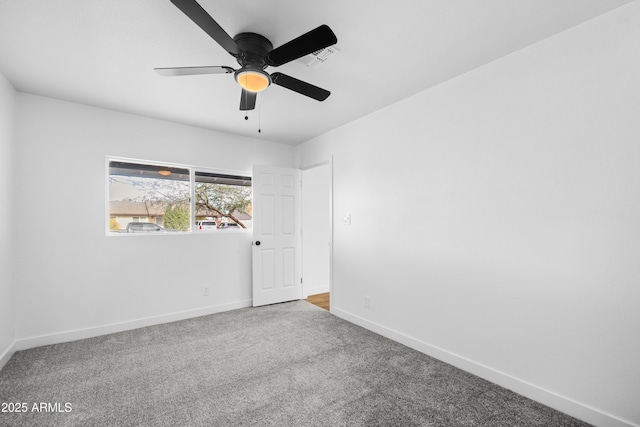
[[240, 89, 257, 111], [271, 73, 330, 101], [170, 0, 241, 55], [266, 25, 337, 67], [154, 66, 234, 76]]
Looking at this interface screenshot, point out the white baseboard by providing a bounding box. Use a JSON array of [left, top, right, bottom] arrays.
[[0, 341, 16, 371], [332, 307, 638, 427], [14, 300, 252, 352]]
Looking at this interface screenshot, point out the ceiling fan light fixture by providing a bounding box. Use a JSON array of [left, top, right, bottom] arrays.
[[235, 69, 271, 92]]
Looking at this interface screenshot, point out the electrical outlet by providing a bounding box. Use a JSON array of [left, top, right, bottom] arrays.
[[343, 214, 351, 225], [364, 296, 371, 309], [203, 286, 210, 296]]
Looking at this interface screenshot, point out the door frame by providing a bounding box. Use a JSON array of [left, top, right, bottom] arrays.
[[300, 156, 334, 311]]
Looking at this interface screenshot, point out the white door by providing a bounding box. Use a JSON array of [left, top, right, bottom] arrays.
[[252, 165, 302, 307]]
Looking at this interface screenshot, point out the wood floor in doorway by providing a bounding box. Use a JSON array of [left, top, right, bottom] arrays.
[[305, 292, 329, 311]]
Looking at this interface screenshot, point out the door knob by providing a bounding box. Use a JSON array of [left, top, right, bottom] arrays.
[[255, 241, 261, 246]]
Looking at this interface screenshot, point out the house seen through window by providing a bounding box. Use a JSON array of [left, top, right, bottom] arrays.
[[107, 159, 252, 234]]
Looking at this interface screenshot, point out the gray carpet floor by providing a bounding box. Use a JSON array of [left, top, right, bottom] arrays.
[[0, 301, 590, 426]]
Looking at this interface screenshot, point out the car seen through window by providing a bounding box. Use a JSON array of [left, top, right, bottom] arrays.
[[195, 220, 218, 231], [126, 222, 166, 233]]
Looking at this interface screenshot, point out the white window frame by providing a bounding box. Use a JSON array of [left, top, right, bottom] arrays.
[[106, 156, 252, 236]]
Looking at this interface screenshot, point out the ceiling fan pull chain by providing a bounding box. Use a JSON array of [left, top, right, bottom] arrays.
[[244, 80, 249, 120], [258, 103, 262, 133]]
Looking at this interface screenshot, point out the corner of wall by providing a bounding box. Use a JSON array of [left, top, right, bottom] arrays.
[[0, 71, 17, 371], [0, 343, 16, 372]]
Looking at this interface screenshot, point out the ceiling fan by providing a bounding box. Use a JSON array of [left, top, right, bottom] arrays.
[[155, 0, 338, 111]]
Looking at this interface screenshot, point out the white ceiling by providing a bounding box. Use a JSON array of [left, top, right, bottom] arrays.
[[0, 0, 633, 145]]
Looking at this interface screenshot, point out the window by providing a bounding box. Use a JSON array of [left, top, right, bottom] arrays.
[[108, 160, 190, 233], [107, 158, 252, 234], [195, 172, 252, 231]]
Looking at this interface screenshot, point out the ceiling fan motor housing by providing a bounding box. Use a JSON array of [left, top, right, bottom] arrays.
[[233, 32, 273, 68], [233, 32, 274, 92]]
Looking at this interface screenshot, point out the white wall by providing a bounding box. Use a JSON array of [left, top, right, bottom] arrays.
[[13, 93, 294, 347], [296, 2, 640, 426], [0, 71, 16, 369]]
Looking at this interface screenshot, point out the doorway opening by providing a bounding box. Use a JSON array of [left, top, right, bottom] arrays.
[[301, 161, 332, 310]]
